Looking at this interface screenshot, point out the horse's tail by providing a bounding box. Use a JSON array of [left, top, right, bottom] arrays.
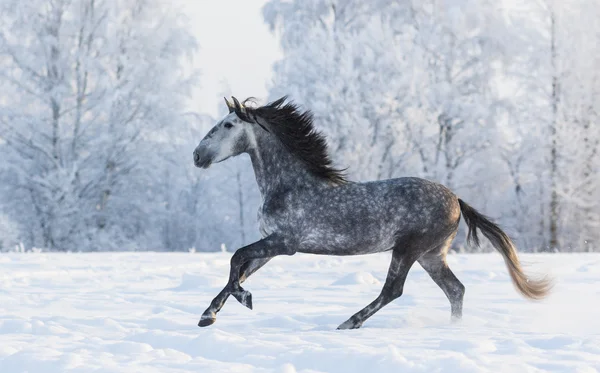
[[458, 198, 552, 300]]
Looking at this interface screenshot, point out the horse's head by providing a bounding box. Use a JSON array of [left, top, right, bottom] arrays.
[[193, 97, 258, 169]]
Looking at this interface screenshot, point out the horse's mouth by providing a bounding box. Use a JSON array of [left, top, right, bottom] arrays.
[[194, 158, 212, 169]]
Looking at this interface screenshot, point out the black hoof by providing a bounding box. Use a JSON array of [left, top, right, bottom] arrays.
[[198, 316, 216, 327], [232, 289, 253, 310]]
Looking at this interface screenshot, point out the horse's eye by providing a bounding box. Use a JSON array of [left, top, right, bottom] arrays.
[[224, 122, 233, 129]]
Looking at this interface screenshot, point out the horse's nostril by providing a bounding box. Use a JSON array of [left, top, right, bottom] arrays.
[[194, 151, 200, 163]]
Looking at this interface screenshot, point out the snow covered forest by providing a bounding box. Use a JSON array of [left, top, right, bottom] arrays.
[[0, 0, 598, 252]]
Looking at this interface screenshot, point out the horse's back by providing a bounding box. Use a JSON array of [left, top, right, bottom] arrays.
[[352, 176, 459, 230]]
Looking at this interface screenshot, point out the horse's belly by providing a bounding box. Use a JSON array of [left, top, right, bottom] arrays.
[[297, 226, 396, 255]]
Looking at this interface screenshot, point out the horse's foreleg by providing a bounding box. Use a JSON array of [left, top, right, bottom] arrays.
[[337, 248, 416, 330], [199, 235, 291, 327], [198, 258, 273, 325], [239, 257, 273, 283]]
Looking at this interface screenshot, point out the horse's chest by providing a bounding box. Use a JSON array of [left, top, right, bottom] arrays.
[[257, 206, 270, 237], [257, 193, 296, 237]]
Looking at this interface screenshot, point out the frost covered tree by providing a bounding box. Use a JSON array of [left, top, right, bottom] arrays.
[[546, 0, 600, 251], [0, 213, 20, 251], [0, 0, 595, 252], [0, 0, 197, 251], [501, 0, 600, 251]]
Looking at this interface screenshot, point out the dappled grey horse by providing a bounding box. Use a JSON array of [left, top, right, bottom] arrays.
[[193, 96, 551, 329]]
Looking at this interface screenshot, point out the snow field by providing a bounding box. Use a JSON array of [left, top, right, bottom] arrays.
[[0, 252, 599, 372]]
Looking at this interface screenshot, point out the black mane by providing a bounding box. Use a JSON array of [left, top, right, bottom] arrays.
[[233, 96, 348, 185]]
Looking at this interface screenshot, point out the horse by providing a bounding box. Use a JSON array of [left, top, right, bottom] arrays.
[[192, 96, 552, 329]]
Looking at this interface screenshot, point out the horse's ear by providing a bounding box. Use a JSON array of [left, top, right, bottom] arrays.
[[231, 96, 245, 114], [230, 96, 267, 131], [224, 97, 234, 113]]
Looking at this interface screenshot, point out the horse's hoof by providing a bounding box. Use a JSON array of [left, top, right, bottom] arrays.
[[198, 313, 216, 327], [337, 319, 362, 330], [232, 289, 253, 310], [198, 318, 215, 327]]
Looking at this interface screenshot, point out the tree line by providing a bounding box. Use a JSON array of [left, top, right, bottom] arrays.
[[0, 0, 597, 252]]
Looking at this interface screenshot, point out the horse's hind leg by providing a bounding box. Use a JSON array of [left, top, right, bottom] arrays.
[[337, 249, 417, 330], [418, 244, 465, 321]]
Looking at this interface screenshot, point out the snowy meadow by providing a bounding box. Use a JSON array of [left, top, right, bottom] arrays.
[[1, 252, 599, 372]]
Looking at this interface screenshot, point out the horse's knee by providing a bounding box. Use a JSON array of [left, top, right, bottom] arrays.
[[230, 248, 248, 267]]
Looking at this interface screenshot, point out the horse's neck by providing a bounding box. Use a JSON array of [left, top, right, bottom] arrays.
[[248, 136, 324, 197]]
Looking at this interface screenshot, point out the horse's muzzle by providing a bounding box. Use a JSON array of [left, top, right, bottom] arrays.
[[193, 148, 213, 169]]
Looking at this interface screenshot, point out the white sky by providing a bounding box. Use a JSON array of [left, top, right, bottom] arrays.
[[180, 0, 282, 118]]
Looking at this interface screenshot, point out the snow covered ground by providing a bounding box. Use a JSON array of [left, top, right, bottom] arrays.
[[0, 252, 599, 373]]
